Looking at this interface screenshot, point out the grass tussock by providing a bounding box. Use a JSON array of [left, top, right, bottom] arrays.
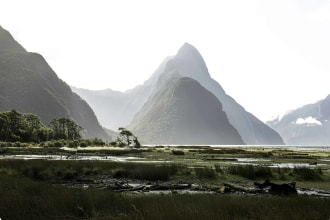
[[293, 166, 323, 181], [194, 166, 216, 179], [227, 165, 273, 180]]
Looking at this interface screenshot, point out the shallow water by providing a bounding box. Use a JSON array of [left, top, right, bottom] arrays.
[[297, 189, 330, 197], [0, 154, 142, 162]]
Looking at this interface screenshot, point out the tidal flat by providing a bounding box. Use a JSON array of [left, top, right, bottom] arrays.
[[0, 145, 330, 219]]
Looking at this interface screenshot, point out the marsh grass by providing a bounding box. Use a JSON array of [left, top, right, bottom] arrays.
[[214, 164, 225, 174], [227, 165, 273, 180], [293, 166, 323, 181], [0, 159, 180, 182], [1, 175, 330, 220], [113, 164, 179, 181], [194, 166, 216, 179]]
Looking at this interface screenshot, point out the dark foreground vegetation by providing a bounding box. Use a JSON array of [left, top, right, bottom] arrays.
[[0, 157, 330, 219], [1, 175, 330, 220]]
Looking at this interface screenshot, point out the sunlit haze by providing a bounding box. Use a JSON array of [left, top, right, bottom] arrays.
[[1, 0, 330, 122]]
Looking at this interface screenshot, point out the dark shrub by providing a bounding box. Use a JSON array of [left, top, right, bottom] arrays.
[[53, 140, 64, 148], [172, 150, 185, 155], [227, 165, 255, 179], [214, 164, 224, 174], [195, 167, 216, 179], [254, 166, 273, 178], [109, 141, 117, 147], [80, 141, 88, 147]]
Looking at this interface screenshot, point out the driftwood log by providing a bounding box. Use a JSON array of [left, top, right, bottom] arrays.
[[254, 180, 297, 196], [223, 182, 265, 194]]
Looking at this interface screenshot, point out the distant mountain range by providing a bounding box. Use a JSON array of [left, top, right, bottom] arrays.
[[267, 95, 330, 145], [74, 43, 284, 145], [0, 25, 108, 140]]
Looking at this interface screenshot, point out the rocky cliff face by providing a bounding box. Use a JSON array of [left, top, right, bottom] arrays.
[[0, 26, 108, 139], [268, 95, 330, 145]]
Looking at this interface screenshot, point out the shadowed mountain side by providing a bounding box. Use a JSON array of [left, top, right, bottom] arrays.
[[267, 95, 330, 145], [167, 43, 284, 145], [130, 75, 245, 145], [0, 26, 108, 140]]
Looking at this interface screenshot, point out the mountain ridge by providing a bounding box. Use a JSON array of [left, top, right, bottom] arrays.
[[267, 95, 330, 145], [0, 25, 109, 140]]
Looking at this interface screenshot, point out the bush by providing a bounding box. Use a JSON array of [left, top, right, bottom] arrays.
[[79, 141, 88, 148], [14, 141, 22, 147], [0, 142, 8, 147], [195, 167, 216, 179], [227, 165, 273, 180], [172, 150, 185, 155], [254, 166, 273, 178], [214, 164, 224, 174], [109, 141, 117, 147], [293, 167, 322, 181], [90, 138, 105, 146], [0, 147, 8, 154], [68, 140, 79, 148], [53, 140, 65, 148]]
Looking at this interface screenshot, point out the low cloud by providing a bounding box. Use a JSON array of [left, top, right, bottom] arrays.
[[295, 117, 322, 126]]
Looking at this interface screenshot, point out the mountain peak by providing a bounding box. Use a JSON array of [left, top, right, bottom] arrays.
[[0, 26, 27, 53], [176, 42, 204, 61], [166, 42, 211, 80]]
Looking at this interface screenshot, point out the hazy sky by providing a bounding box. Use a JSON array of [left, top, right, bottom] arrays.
[[1, 0, 330, 122]]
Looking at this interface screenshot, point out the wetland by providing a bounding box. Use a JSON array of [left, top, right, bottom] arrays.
[[1, 144, 330, 219]]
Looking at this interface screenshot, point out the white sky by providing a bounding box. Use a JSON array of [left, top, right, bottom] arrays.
[[1, 0, 330, 122]]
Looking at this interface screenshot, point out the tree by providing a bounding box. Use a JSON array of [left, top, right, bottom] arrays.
[[0, 110, 84, 143], [133, 136, 141, 148], [50, 117, 83, 140], [117, 127, 140, 148], [0, 110, 52, 142]]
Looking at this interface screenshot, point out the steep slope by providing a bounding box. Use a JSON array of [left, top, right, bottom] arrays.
[[130, 74, 244, 145], [0, 25, 108, 139], [167, 43, 284, 145], [267, 95, 330, 145]]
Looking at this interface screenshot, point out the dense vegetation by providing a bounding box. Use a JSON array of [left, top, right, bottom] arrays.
[[0, 110, 82, 142]]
